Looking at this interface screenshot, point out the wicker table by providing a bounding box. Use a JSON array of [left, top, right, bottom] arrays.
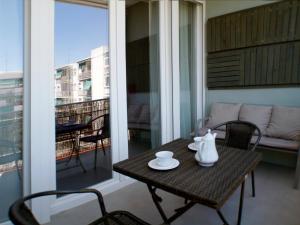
[[113, 139, 262, 225]]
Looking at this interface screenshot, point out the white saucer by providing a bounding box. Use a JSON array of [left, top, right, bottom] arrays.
[[148, 158, 180, 171], [188, 143, 198, 152], [194, 153, 217, 167]]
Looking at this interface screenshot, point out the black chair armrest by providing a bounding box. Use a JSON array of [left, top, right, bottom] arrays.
[[22, 189, 107, 216]]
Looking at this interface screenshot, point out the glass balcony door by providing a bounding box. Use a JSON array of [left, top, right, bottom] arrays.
[[126, 1, 161, 158], [54, 1, 112, 191]]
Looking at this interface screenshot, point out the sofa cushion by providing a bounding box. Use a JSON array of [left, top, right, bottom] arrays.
[[206, 103, 242, 130], [137, 105, 150, 124], [258, 136, 299, 151], [127, 105, 142, 123], [239, 104, 272, 135], [266, 106, 300, 141]]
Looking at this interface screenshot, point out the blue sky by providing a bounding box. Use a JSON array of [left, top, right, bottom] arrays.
[[0, 0, 23, 72], [0, 0, 108, 71], [55, 2, 108, 68]]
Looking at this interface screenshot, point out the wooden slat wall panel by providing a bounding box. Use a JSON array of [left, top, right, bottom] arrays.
[[208, 42, 300, 89], [207, 0, 300, 89], [207, 0, 300, 53]]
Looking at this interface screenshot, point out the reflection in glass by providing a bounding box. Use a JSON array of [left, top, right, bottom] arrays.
[[55, 2, 111, 191], [126, 1, 161, 158], [0, 0, 23, 222], [179, 1, 197, 138]]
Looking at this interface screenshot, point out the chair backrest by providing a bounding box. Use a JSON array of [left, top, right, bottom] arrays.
[[102, 114, 110, 135], [212, 120, 262, 151]]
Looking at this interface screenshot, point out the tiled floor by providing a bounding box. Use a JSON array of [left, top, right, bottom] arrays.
[[49, 162, 300, 225]]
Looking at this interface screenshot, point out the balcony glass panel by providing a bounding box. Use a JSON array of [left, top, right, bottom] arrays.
[[0, 0, 23, 222]]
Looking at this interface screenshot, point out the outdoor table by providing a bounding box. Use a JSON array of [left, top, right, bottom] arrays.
[[113, 139, 262, 225], [56, 122, 90, 172]]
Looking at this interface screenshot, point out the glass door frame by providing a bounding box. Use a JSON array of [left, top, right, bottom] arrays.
[[16, 0, 206, 224]]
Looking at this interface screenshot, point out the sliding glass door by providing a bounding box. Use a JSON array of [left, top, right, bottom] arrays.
[[54, 1, 112, 190], [179, 1, 198, 138], [0, 0, 23, 222], [126, 1, 161, 158]]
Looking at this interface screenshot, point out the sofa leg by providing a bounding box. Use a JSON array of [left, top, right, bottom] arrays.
[[294, 149, 300, 189]]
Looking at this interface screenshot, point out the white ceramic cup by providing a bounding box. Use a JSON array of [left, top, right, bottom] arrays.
[[155, 151, 173, 167], [194, 137, 203, 150]]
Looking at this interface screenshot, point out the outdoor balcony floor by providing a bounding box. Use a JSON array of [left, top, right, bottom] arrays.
[[56, 140, 151, 191], [49, 163, 300, 225]]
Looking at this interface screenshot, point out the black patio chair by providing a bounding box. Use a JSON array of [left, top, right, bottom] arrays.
[[79, 114, 110, 169], [9, 189, 150, 225], [211, 120, 262, 197]]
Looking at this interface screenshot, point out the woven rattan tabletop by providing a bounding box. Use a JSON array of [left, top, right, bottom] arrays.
[[113, 139, 262, 209]]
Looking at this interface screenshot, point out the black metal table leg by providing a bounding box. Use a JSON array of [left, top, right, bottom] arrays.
[[237, 181, 245, 225], [147, 184, 169, 223], [251, 171, 255, 197], [217, 210, 230, 225]]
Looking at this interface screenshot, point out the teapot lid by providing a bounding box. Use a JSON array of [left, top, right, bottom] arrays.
[[204, 129, 215, 140]]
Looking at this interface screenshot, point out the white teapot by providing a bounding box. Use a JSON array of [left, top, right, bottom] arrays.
[[195, 129, 219, 167]]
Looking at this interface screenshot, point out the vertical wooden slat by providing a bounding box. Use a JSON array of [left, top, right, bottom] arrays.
[[240, 13, 246, 48], [281, 1, 290, 42], [230, 14, 236, 49], [264, 6, 271, 43], [279, 44, 288, 84], [221, 16, 226, 50], [226, 15, 231, 49], [235, 13, 241, 48], [215, 18, 221, 51], [269, 4, 277, 43], [255, 47, 262, 85], [246, 10, 252, 46], [266, 46, 274, 85], [292, 42, 300, 83], [295, 1, 300, 39], [257, 7, 265, 44], [207, 20, 212, 52], [285, 43, 294, 84], [288, 0, 298, 41], [261, 46, 268, 85], [272, 44, 281, 84], [276, 3, 283, 42], [252, 9, 259, 45]]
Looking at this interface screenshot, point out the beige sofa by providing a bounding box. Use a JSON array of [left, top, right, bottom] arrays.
[[200, 103, 300, 189]]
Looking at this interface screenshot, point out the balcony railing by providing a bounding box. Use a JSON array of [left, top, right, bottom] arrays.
[[55, 98, 109, 160], [78, 71, 91, 81]]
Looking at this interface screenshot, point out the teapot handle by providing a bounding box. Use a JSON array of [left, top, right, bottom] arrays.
[[197, 141, 205, 158]]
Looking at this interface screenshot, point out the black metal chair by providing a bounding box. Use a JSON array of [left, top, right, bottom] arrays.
[[211, 120, 262, 197], [79, 114, 110, 169], [9, 189, 150, 225]]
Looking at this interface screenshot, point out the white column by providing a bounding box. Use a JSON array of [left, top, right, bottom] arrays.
[[159, 0, 173, 144], [195, 2, 206, 122], [171, 0, 180, 139], [109, 0, 128, 168], [28, 0, 56, 223]]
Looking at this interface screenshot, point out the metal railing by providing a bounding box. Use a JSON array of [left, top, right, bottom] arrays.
[[55, 98, 109, 160]]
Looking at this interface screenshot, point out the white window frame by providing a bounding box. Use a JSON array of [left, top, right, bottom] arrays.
[[171, 0, 206, 139]]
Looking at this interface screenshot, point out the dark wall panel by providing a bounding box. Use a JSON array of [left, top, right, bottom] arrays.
[[207, 0, 300, 89]]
